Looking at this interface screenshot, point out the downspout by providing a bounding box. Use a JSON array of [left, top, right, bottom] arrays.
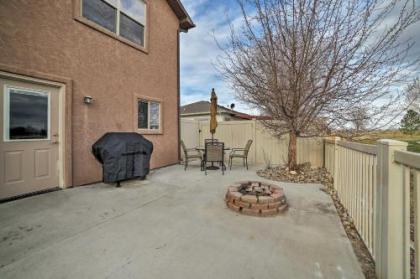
[[177, 25, 190, 162], [177, 29, 181, 162]]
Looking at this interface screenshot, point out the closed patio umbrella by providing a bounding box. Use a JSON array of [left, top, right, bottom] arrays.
[[207, 88, 220, 170], [210, 88, 218, 140]]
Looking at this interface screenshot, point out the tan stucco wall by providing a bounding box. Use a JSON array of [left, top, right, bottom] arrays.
[[0, 0, 181, 186]]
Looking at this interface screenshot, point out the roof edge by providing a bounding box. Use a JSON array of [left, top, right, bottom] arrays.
[[166, 0, 196, 31]]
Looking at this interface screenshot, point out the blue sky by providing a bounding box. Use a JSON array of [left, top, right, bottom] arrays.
[[179, 0, 420, 115], [179, 0, 254, 113]]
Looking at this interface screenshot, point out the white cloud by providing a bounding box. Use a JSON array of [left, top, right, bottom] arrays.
[[180, 1, 260, 114]]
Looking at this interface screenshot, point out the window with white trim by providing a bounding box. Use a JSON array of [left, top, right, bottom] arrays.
[[4, 87, 50, 141], [138, 100, 161, 131], [82, 0, 146, 47]]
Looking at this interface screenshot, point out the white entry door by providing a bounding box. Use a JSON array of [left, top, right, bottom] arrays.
[[0, 78, 60, 200]]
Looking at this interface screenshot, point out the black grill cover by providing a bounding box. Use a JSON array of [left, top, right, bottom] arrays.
[[92, 132, 153, 183]]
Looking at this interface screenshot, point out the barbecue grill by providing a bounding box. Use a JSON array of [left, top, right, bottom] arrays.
[[92, 132, 153, 186]]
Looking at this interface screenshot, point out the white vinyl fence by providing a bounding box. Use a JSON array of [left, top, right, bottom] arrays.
[[325, 138, 420, 279], [181, 119, 324, 167], [325, 138, 377, 257]]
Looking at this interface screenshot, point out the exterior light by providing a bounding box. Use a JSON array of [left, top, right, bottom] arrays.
[[83, 96, 93, 104]]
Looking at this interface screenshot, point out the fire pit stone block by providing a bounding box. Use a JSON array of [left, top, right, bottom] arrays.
[[241, 195, 258, 203]]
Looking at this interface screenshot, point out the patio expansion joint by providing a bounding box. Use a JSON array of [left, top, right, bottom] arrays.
[[0, 193, 170, 271]]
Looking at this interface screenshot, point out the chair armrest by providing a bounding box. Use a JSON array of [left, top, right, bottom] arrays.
[[187, 148, 202, 155], [230, 149, 245, 155]]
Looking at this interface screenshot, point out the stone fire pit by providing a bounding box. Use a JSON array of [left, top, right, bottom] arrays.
[[225, 181, 288, 217]]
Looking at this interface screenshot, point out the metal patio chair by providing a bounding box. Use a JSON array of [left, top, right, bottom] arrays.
[[180, 140, 203, 171], [229, 139, 253, 170], [203, 141, 225, 175]]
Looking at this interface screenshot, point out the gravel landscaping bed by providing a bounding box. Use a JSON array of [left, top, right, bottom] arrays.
[[257, 164, 376, 279]]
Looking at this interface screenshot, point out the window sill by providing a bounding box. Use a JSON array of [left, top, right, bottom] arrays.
[[137, 129, 163, 135], [74, 16, 149, 54]]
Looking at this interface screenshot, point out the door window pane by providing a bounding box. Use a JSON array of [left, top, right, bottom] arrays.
[[138, 101, 148, 129], [83, 0, 117, 33], [150, 102, 160, 130], [9, 89, 49, 140], [120, 13, 144, 46], [121, 0, 146, 24]]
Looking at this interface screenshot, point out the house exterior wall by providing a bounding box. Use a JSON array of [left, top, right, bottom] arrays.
[[0, 0, 181, 186]]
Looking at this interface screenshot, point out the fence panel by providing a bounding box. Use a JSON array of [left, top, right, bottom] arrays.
[[180, 119, 324, 167], [198, 120, 256, 163], [180, 119, 200, 159], [394, 150, 420, 279], [324, 139, 336, 175], [297, 137, 324, 167], [254, 122, 288, 166], [326, 140, 377, 257]]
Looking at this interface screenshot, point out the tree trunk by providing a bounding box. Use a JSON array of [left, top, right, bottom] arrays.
[[288, 131, 297, 170]]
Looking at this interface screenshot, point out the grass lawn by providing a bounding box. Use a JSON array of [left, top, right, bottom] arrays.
[[352, 131, 420, 153]]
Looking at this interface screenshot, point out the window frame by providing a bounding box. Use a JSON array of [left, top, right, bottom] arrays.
[[74, 0, 149, 53], [3, 85, 51, 142], [135, 96, 163, 134]]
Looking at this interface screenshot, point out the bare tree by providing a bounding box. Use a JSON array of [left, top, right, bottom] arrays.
[[349, 107, 369, 133], [217, 0, 419, 170], [405, 78, 420, 113]]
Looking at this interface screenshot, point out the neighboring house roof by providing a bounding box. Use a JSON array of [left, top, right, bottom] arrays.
[[180, 101, 271, 120], [233, 113, 273, 121], [181, 101, 241, 115], [167, 0, 195, 31]]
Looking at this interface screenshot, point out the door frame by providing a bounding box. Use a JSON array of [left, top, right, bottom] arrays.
[[0, 71, 69, 189]]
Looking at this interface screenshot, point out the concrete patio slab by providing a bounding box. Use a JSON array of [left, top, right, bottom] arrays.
[[0, 164, 364, 279]]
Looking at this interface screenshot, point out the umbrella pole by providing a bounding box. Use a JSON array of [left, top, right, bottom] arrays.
[[211, 133, 214, 167]]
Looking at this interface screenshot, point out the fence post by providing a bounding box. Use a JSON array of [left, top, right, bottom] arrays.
[[375, 139, 408, 279], [331, 137, 340, 187]]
